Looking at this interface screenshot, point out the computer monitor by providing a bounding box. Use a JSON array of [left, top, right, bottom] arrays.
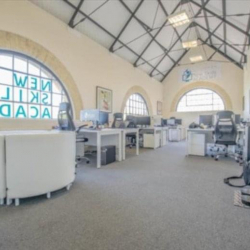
[[80, 109, 109, 126], [175, 119, 182, 125], [167, 119, 175, 126], [235, 114, 241, 125], [162, 119, 168, 126], [199, 115, 213, 127], [135, 116, 151, 126]]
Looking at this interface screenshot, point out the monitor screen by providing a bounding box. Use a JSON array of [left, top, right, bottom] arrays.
[[167, 119, 175, 126], [99, 111, 109, 125], [175, 119, 182, 125], [199, 115, 213, 126], [80, 109, 108, 125], [135, 116, 151, 126], [235, 114, 241, 125]]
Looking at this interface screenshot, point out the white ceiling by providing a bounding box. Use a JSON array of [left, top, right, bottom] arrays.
[[29, 0, 250, 82]]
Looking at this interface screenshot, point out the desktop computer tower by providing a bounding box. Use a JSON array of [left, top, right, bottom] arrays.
[[101, 146, 116, 165]]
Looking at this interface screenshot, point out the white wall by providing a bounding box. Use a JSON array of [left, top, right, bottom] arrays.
[[163, 45, 243, 127], [0, 0, 163, 130]]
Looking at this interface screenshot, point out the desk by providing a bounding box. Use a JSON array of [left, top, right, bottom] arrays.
[[140, 127, 162, 149], [0, 130, 75, 206], [168, 126, 186, 142], [186, 127, 244, 156], [121, 128, 139, 160], [161, 127, 169, 146], [79, 128, 122, 168]]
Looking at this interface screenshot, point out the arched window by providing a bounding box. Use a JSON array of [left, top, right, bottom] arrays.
[[124, 93, 149, 116], [0, 50, 71, 119], [177, 88, 225, 112]]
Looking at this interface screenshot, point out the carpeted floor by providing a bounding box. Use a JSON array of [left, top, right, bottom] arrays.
[[0, 142, 249, 250]]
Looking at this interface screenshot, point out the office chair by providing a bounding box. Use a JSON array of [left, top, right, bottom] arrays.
[[58, 102, 90, 166], [211, 111, 241, 161], [112, 113, 125, 128]]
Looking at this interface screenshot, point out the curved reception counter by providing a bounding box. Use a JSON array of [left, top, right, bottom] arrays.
[[0, 131, 76, 206]]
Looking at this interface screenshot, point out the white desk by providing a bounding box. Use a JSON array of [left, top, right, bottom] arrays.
[[140, 127, 162, 149], [0, 130, 75, 206], [121, 128, 139, 160], [161, 127, 169, 146], [79, 128, 122, 168], [0, 135, 5, 205], [186, 127, 244, 156]]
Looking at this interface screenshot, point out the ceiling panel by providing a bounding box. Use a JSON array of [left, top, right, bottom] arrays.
[[29, 0, 249, 83]]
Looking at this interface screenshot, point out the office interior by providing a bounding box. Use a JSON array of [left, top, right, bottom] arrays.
[[1, 0, 250, 249]]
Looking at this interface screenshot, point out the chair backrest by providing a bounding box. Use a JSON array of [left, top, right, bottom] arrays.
[[112, 113, 125, 128], [214, 111, 237, 144], [58, 102, 75, 131]]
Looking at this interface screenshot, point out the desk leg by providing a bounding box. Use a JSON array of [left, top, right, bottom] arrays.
[[123, 132, 126, 161], [136, 131, 139, 156], [154, 130, 157, 149], [186, 131, 189, 156], [97, 133, 101, 168], [118, 132, 122, 162]]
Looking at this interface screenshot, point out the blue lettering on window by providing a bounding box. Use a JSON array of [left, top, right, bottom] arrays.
[[13, 73, 28, 88], [15, 105, 27, 118], [1, 87, 10, 100], [30, 106, 39, 119], [0, 104, 11, 117], [30, 91, 39, 103], [42, 108, 51, 119], [30, 77, 38, 90], [41, 79, 52, 92]]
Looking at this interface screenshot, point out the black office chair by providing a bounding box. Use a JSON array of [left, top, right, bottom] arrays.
[[211, 111, 240, 161], [112, 113, 125, 128], [58, 102, 90, 165]]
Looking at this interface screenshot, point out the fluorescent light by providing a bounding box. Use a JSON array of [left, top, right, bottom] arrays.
[[182, 40, 198, 48], [190, 55, 203, 63], [168, 11, 190, 27]]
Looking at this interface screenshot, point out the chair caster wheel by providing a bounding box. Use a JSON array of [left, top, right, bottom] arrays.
[[211, 155, 214, 158], [86, 161, 90, 164], [215, 158, 218, 161]]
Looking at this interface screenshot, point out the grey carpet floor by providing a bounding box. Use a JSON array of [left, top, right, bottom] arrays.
[[0, 142, 249, 250]]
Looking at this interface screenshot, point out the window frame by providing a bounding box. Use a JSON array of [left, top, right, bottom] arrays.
[[124, 93, 149, 116], [176, 88, 225, 112], [0, 49, 72, 119]]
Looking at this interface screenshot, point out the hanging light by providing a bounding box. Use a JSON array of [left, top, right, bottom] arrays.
[[182, 40, 198, 48], [190, 55, 203, 63], [168, 11, 190, 28]]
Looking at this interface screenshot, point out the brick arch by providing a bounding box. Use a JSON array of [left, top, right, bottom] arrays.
[[171, 81, 233, 112], [121, 86, 153, 116], [0, 30, 83, 119]]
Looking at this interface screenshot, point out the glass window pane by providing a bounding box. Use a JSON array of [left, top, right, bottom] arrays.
[[14, 57, 27, 73], [0, 55, 13, 69], [0, 69, 13, 85], [28, 62, 40, 76]]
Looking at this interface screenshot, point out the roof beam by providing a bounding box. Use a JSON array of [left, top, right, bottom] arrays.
[[240, 13, 250, 64], [62, 0, 164, 76], [190, 0, 250, 38], [133, 1, 182, 67], [207, 43, 224, 61], [201, 0, 212, 44], [68, 0, 85, 28], [200, 38, 243, 69], [157, 0, 182, 42], [118, 0, 176, 64], [222, 0, 227, 53], [149, 0, 210, 77], [109, 0, 144, 52], [160, 49, 189, 82], [196, 22, 246, 57]]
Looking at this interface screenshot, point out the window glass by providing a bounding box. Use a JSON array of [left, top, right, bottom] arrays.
[[124, 93, 149, 116], [177, 88, 225, 112], [0, 51, 70, 119]]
